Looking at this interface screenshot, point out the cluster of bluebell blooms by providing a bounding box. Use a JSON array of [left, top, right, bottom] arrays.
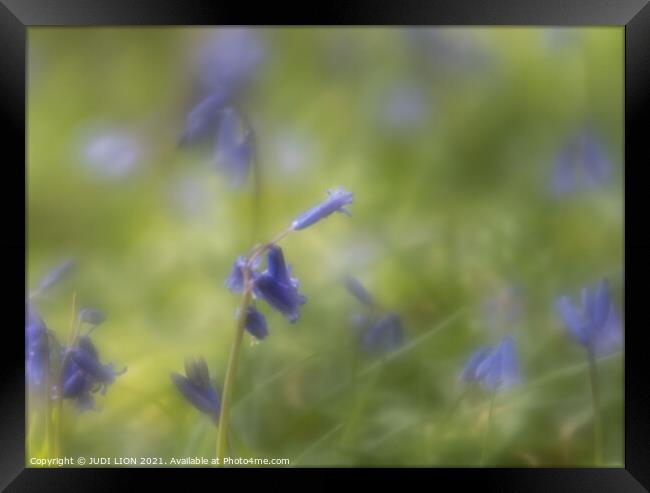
[[26, 260, 125, 412], [345, 276, 405, 355], [172, 187, 354, 419]]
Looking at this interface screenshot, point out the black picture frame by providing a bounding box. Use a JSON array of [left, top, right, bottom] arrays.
[[2, 0, 649, 490]]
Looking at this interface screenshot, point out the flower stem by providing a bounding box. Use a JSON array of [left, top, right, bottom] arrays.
[[216, 282, 252, 465], [480, 391, 496, 466], [587, 347, 603, 465]]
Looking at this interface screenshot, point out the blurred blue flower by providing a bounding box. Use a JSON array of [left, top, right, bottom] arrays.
[[345, 276, 375, 307], [179, 90, 230, 146], [26, 304, 50, 387], [215, 107, 254, 187], [556, 279, 622, 356], [291, 188, 354, 231], [550, 131, 614, 197], [254, 246, 306, 323], [225, 256, 247, 294], [225, 255, 261, 294], [194, 28, 265, 95], [62, 335, 126, 411], [34, 258, 75, 296], [171, 357, 221, 422], [359, 313, 405, 354], [461, 336, 521, 392], [81, 129, 142, 179], [244, 306, 268, 340]]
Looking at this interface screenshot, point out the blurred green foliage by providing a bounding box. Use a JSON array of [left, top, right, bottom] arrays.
[[27, 27, 623, 466]]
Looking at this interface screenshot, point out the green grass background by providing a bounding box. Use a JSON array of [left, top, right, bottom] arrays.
[[27, 27, 623, 466]]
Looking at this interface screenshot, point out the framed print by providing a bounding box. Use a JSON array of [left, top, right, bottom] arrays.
[[1, 0, 649, 490]]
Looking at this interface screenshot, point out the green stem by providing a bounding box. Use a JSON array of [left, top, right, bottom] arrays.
[[216, 285, 252, 465], [587, 347, 603, 465], [480, 392, 496, 466]]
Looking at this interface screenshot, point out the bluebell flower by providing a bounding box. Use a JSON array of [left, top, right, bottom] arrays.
[[62, 335, 125, 411], [26, 304, 50, 387], [225, 256, 247, 293], [359, 313, 405, 354], [34, 258, 75, 295], [215, 107, 254, 187], [244, 306, 268, 340], [556, 279, 622, 356], [345, 276, 375, 307], [291, 188, 354, 231], [171, 357, 221, 422], [225, 255, 261, 294], [253, 246, 306, 323], [461, 336, 521, 392], [78, 308, 106, 327], [550, 131, 613, 197], [179, 90, 230, 146], [194, 29, 265, 95]]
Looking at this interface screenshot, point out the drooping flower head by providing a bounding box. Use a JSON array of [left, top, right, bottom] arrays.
[[291, 188, 354, 231], [244, 306, 268, 340], [556, 279, 622, 356], [171, 357, 221, 423], [460, 336, 521, 393], [550, 130, 613, 197], [62, 335, 126, 412], [179, 90, 231, 147], [253, 246, 306, 323]]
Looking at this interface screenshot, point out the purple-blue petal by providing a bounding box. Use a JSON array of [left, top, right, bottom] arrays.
[[171, 373, 221, 420], [291, 188, 354, 231], [556, 296, 589, 346], [592, 302, 622, 356], [225, 256, 247, 293], [179, 90, 230, 146], [245, 306, 269, 340], [254, 273, 306, 323], [460, 346, 492, 383]]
